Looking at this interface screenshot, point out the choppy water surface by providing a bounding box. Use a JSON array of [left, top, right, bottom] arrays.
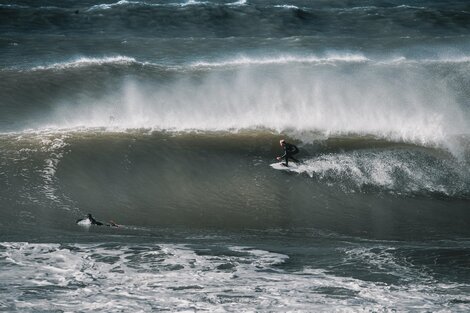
[[1, 0, 470, 311]]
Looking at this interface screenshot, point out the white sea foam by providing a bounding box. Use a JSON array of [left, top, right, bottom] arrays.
[[1, 242, 468, 312], [343, 246, 430, 283]]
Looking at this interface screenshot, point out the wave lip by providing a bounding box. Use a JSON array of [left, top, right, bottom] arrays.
[[30, 56, 140, 71], [87, 0, 145, 11], [190, 53, 370, 68], [9, 52, 470, 73], [273, 5, 300, 10], [87, 0, 222, 11], [193, 52, 470, 68], [380, 55, 470, 65], [228, 0, 247, 6]]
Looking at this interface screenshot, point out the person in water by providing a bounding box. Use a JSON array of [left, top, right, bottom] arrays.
[[76, 213, 103, 225], [277, 139, 299, 166], [76, 213, 118, 227]]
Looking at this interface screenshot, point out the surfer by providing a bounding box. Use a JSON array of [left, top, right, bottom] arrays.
[[76, 213, 119, 227], [76, 213, 104, 225], [277, 139, 299, 166]]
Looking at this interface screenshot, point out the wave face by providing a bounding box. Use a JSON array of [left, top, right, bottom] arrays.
[[1, 131, 469, 233], [2, 1, 470, 311]]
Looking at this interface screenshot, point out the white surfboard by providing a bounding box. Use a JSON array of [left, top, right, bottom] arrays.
[[270, 162, 299, 171], [77, 218, 91, 226]]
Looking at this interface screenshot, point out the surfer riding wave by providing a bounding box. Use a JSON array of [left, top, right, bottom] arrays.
[[76, 213, 119, 227], [276, 139, 299, 166]]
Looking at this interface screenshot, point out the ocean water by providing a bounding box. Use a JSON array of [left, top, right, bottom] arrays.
[[1, 0, 470, 311]]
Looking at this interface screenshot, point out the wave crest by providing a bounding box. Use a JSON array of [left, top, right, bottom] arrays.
[[31, 56, 139, 71]]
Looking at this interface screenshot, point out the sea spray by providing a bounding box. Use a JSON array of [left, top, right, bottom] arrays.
[[38, 57, 468, 155], [2, 1, 470, 311]]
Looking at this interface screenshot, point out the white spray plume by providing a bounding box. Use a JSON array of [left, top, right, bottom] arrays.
[[48, 59, 469, 155]]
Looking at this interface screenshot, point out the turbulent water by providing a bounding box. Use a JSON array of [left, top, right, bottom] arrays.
[[1, 0, 470, 312]]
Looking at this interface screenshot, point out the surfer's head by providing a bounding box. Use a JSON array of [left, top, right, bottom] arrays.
[[279, 139, 285, 146], [87, 213, 92, 219]]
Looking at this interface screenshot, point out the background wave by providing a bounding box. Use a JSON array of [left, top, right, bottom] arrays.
[[2, 0, 470, 38], [2, 53, 469, 159]]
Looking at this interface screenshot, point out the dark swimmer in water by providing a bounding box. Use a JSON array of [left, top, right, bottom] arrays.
[[76, 213, 119, 227]]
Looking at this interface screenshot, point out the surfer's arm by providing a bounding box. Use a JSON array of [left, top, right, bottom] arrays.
[[277, 152, 287, 160]]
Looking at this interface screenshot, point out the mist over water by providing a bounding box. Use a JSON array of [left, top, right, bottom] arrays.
[[1, 0, 470, 312], [3, 54, 470, 153]]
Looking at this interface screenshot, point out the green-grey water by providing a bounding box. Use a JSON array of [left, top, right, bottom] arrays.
[[1, 0, 470, 311]]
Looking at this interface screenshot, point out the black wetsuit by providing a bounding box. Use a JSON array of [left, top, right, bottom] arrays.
[[281, 142, 299, 166], [76, 214, 103, 226], [88, 215, 103, 226]]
